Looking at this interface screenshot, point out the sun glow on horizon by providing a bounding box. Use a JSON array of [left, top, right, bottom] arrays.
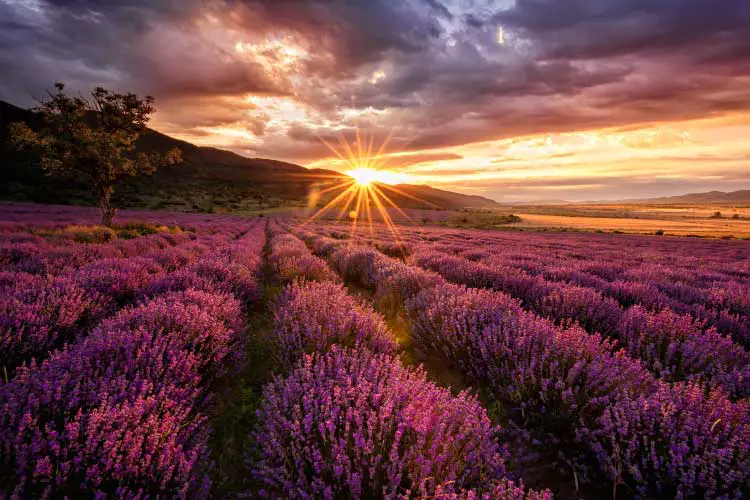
[[298, 129, 439, 255], [346, 167, 406, 186], [347, 168, 377, 186]]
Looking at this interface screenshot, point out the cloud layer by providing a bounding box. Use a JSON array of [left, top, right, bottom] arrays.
[[1, 0, 749, 200]]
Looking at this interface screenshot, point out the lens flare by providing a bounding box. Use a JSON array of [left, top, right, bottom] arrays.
[[347, 168, 378, 186], [300, 129, 438, 256]]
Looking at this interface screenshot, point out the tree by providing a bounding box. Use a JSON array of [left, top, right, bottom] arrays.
[[9, 83, 182, 226]]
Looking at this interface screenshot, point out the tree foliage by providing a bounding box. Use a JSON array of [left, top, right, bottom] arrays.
[[9, 83, 182, 226]]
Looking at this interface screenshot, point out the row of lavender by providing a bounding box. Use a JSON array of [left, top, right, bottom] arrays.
[[415, 227, 750, 345], [295, 225, 749, 499], [0, 202, 254, 229], [255, 223, 550, 499], [398, 224, 750, 282], [0, 209, 253, 277], [408, 232, 750, 348], [409, 246, 750, 399], [3, 230, 195, 276], [320, 223, 750, 398], [339, 222, 750, 339], [1, 216, 265, 497], [1, 222, 255, 375]]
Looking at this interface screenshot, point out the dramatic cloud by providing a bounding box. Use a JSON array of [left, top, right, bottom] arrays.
[[1, 0, 749, 199]]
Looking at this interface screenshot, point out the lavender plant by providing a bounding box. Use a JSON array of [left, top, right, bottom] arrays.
[[251, 347, 509, 499], [271, 281, 397, 368]]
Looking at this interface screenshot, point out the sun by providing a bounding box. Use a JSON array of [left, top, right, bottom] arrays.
[[346, 167, 407, 186], [301, 129, 437, 255], [347, 168, 379, 186]]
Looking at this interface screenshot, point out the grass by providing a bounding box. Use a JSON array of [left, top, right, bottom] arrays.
[[30, 222, 183, 243], [208, 229, 279, 495], [113, 222, 183, 238], [442, 211, 522, 229], [208, 312, 275, 494]]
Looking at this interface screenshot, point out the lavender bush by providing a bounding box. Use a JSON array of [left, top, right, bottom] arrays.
[[433, 479, 553, 500], [617, 306, 750, 398], [271, 281, 397, 368], [0, 289, 244, 497], [406, 283, 655, 437], [251, 347, 508, 499], [72, 257, 164, 302], [269, 229, 339, 283], [1, 272, 110, 372], [534, 284, 623, 336], [592, 382, 750, 499]]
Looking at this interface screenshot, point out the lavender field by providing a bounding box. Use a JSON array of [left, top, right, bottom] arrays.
[[1, 203, 748, 499]]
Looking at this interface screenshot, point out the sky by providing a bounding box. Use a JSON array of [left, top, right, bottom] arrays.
[[1, 0, 749, 202]]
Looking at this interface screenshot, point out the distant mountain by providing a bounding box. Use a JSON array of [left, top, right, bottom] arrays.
[[384, 184, 499, 209], [626, 190, 750, 205], [1, 100, 497, 212], [502, 199, 573, 206]]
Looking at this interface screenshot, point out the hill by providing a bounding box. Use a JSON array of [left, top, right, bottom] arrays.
[[385, 183, 499, 209], [0, 100, 498, 213], [624, 190, 750, 205]]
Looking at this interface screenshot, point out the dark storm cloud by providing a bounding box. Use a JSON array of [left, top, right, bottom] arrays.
[[254, 0, 749, 157], [422, 0, 453, 20], [0, 0, 286, 105], [496, 0, 750, 61], [225, 0, 445, 78], [1, 0, 749, 163]]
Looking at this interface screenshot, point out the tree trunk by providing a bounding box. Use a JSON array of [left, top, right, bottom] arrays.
[[99, 188, 117, 227]]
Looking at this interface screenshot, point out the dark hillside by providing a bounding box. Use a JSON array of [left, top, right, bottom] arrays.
[[1, 100, 498, 213]]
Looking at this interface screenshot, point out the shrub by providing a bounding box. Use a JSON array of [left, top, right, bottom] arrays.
[[271, 281, 396, 368], [0, 272, 110, 372], [63, 225, 118, 243], [0, 290, 243, 498], [407, 283, 655, 458], [279, 254, 340, 283], [375, 241, 412, 259], [191, 256, 261, 303], [603, 280, 671, 310], [115, 222, 179, 238], [592, 382, 750, 499], [73, 257, 164, 302], [617, 306, 750, 398], [251, 348, 508, 498], [433, 479, 552, 499], [146, 245, 200, 272], [0, 242, 49, 274], [373, 260, 444, 312], [405, 283, 521, 366], [269, 232, 339, 284], [534, 284, 623, 336], [310, 236, 344, 257], [329, 245, 383, 287]]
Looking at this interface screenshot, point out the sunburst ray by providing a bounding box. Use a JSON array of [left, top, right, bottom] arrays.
[[299, 128, 422, 252]]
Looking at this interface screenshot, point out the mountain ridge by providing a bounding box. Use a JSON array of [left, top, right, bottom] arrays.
[[499, 191, 750, 206], [0, 99, 498, 212], [619, 190, 750, 205]]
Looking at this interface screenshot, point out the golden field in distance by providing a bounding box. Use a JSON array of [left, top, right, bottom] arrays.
[[493, 203, 750, 238]]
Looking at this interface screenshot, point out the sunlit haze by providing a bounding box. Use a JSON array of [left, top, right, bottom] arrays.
[[2, 0, 749, 201], [348, 168, 391, 186]]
